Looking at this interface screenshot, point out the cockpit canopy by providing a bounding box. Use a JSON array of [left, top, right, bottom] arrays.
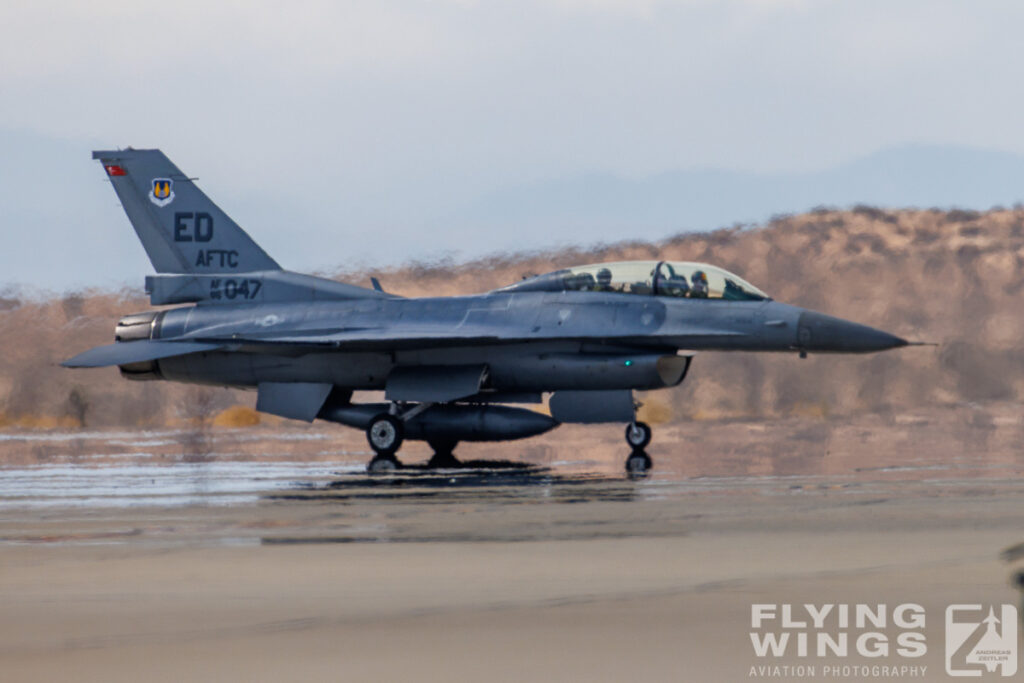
[[498, 260, 769, 301]]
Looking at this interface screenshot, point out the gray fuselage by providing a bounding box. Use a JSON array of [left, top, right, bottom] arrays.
[[136, 291, 898, 392]]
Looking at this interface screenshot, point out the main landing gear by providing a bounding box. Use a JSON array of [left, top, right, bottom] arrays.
[[624, 419, 653, 475], [366, 403, 458, 472], [366, 412, 404, 472]]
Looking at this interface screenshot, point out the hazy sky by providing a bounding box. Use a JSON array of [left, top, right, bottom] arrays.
[[3, 0, 1024, 290]]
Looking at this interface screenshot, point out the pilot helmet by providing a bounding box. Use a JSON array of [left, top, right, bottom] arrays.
[[597, 268, 613, 285]]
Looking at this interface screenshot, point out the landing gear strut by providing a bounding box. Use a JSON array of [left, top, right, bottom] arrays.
[[625, 421, 652, 450]]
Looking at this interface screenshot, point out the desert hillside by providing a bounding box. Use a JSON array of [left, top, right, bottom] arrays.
[[1, 206, 1020, 429]]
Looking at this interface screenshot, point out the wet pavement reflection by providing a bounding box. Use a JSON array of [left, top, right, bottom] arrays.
[[4, 407, 1024, 549], [4, 450, 1024, 550]]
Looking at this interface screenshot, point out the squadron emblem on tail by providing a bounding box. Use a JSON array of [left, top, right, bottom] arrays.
[[149, 178, 174, 207]]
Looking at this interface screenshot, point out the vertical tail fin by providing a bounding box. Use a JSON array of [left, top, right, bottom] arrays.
[[93, 149, 280, 274]]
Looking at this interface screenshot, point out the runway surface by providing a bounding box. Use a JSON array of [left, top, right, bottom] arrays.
[[2, 407, 1024, 682]]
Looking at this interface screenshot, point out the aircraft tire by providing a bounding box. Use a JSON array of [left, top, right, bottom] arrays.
[[625, 421, 652, 450], [367, 413, 404, 457]]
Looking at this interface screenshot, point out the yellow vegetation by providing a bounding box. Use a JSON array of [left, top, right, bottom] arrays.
[[212, 405, 261, 428], [787, 401, 830, 420], [0, 413, 82, 430]]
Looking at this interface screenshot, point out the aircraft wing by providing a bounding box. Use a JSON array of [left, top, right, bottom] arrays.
[[190, 321, 743, 350], [62, 340, 226, 368], [66, 323, 743, 367]]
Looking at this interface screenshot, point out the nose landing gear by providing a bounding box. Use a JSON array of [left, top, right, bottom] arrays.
[[625, 421, 652, 450], [624, 419, 653, 475]]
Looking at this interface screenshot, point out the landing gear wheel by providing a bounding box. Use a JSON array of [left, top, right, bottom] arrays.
[[625, 421, 652, 450], [367, 456, 400, 473], [625, 451, 652, 474], [427, 439, 460, 468], [366, 413, 404, 457]]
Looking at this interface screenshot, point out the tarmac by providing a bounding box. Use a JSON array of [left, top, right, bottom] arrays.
[[1, 406, 1023, 682]]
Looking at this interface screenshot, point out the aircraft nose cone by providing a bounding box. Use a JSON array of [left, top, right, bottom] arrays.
[[797, 311, 907, 353]]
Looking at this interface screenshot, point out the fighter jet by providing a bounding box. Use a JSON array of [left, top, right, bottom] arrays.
[[65, 149, 913, 473]]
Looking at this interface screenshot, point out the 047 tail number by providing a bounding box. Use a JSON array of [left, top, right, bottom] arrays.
[[209, 279, 262, 300]]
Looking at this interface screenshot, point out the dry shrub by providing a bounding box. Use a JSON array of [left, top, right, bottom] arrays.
[[213, 405, 261, 428], [787, 401, 830, 420], [5, 414, 81, 430]]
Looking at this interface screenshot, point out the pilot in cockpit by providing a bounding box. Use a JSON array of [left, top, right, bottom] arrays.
[[595, 267, 615, 292], [691, 270, 709, 298], [659, 264, 690, 297]]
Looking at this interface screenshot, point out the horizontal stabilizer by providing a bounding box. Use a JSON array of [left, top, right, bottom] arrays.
[[255, 382, 333, 422], [62, 340, 224, 368]]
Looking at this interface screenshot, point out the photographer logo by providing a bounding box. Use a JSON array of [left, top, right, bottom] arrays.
[[945, 605, 1017, 677]]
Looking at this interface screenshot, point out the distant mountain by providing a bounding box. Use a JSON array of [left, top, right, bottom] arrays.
[[3, 132, 1024, 290], [451, 145, 1024, 245]]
